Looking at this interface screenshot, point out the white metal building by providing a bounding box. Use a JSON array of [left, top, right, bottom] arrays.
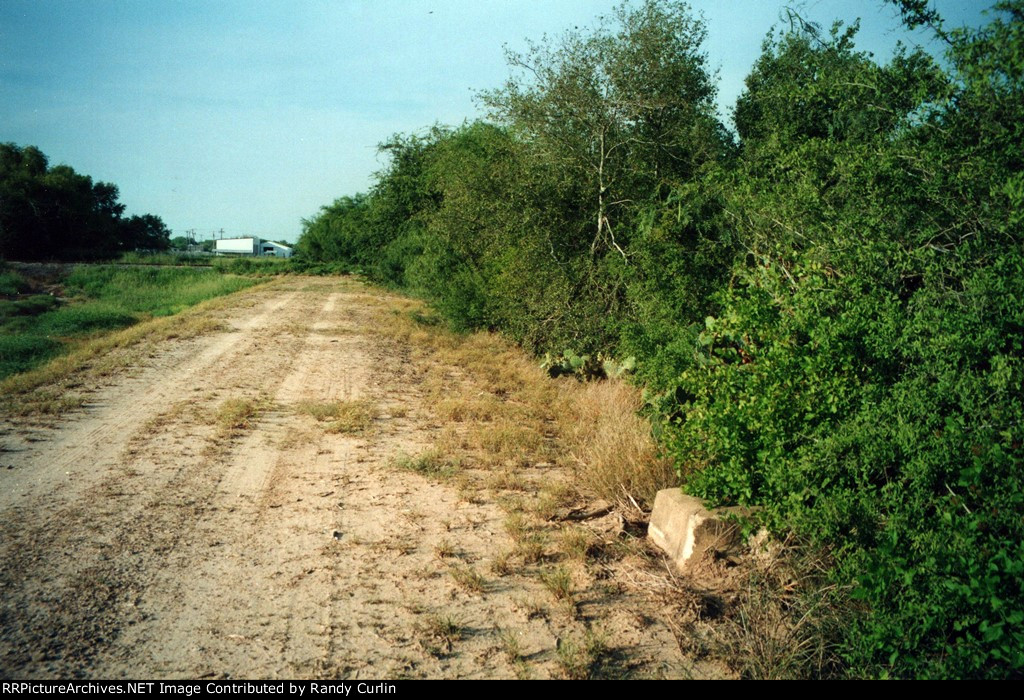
[[259, 240, 293, 258], [215, 237, 293, 258]]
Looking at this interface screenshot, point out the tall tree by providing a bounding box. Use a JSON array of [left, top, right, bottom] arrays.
[[120, 214, 171, 251], [0, 143, 168, 260], [479, 0, 722, 261]]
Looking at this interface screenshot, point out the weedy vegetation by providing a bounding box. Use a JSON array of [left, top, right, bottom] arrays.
[[417, 614, 465, 658], [215, 395, 273, 437], [448, 565, 487, 594], [296, 398, 377, 434], [0, 263, 262, 385], [556, 628, 612, 680]]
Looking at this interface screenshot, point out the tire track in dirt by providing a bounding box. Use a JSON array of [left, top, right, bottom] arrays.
[[93, 289, 359, 678], [0, 277, 699, 679], [87, 283, 556, 679], [0, 291, 298, 513], [0, 285, 309, 677]]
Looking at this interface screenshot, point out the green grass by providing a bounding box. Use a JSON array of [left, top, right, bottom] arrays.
[[0, 268, 31, 295], [116, 251, 213, 266], [0, 334, 61, 378], [0, 295, 59, 319], [212, 257, 294, 275], [65, 266, 257, 317], [0, 265, 261, 381], [33, 306, 138, 336]]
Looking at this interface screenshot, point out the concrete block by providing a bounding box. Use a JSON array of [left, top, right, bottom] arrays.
[[647, 488, 745, 571]]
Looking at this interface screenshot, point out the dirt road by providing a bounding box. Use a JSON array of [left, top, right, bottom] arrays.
[[0, 277, 702, 679]]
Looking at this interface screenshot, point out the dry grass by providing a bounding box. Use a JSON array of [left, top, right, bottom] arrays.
[[497, 627, 524, 663], [368, 293, 672, 517], [497, 627, 532, 678], [704, 543, 848, 679], [560, 526, 596, 561], [4, 389, 86, 417], [556, 628, 611, 680], [434, 538, 457, 559], [489, 551, 514, 576], [558, 380, 677, 511], [294, 400, 343, 421], [215, 395, 272, 434], [540, 566, 576, 602], [455, 475, 486, 504], [503, 499, 551, 564], [513, 533, 547, 565], [504, 512, 530, 542], [529, 482, 578, 520], [433, 425, 467, 455], [487, 469, 530, 493], [362, 291, 740, 676], [417, 614, 464, 658], [296, 398, 377, 434], [448, 565, 487, 594], [435, 396, 499, 423], [515, 596, 549, 621]]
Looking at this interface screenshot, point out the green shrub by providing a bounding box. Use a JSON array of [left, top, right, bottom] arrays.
[[666, 250, 1024, 678], [211, 257, 293, 275]]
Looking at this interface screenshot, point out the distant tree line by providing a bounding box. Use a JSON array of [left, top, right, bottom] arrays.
[[299, 0, 1024, 678], [0, 143, 171, 260]]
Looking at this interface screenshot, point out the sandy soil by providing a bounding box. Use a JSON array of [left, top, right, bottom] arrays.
[[0, 277, 707, 680]]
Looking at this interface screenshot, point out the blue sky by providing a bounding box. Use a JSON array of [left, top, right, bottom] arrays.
[[0, 1, 989, 243]]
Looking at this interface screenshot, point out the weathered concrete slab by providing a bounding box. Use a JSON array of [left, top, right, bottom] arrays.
[[647, 489, 746, 571]]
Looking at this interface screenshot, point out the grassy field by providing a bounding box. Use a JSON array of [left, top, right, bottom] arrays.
[[116, 251, 214, 266], [0, 264, 260, 380], [112, 252, 353, 277]]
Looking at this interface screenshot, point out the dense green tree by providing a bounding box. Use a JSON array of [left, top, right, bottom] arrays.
[[0, 143, 170, 260], [298, 194, 372, 263], [120, 214, 171, 252], [480, 0, 722, 260]]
